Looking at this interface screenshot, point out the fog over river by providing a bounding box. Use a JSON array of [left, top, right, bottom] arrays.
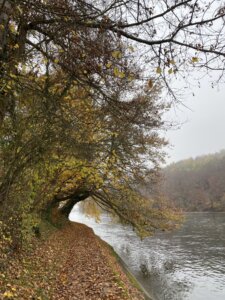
[[70, 209, 225, 300]]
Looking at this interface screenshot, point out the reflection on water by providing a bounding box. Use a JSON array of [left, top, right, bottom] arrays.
[[70, 210, 225, 300]]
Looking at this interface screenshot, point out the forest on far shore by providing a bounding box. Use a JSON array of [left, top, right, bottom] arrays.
[[162, 150, 225, 212]]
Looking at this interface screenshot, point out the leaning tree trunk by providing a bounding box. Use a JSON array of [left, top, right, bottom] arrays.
[[44, 190, 90, 225]]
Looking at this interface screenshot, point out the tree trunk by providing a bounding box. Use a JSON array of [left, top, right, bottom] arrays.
[[0, 0, 11, 61], [44, 191, 90, 225], [0, 0, 11, 125]]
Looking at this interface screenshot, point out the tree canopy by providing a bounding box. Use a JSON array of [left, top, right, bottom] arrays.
[[1, 0, 225, 251]]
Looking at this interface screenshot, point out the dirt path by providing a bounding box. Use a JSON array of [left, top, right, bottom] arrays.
[[52, 222, 145, 300], [1, 221, 146, 299]]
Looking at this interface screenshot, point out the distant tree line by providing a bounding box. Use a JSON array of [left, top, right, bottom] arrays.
[[162, 151, 225, 212]]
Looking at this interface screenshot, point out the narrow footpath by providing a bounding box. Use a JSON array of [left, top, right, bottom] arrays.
[[1, 222, 145, 299], [52, 222, 145, 300]]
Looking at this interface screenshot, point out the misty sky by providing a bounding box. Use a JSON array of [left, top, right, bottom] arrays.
[[164, 80, 225, 165]]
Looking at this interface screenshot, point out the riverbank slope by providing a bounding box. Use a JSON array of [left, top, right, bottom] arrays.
[[1, 221, 146, 299]]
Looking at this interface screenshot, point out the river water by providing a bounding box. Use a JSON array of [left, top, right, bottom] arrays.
[[70, 209, 225, 300]]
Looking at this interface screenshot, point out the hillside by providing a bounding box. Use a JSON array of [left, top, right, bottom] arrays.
[[162, 150, 225, 211]]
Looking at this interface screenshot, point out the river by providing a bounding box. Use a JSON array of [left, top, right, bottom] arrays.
[[70, 209, 225, 300]]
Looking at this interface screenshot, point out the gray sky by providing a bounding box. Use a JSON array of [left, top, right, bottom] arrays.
[[164, 80, 225, 165]]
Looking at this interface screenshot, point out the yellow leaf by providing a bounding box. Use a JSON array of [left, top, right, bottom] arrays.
[[3, 291, 14, 298], [119, 72, 125, 78], [169, 59, 175, 65], [168, 68, 173, 74], [114, 67, 125, 78], [192, 57, 199, 63], [114, 67, 119, 77], [9, 73, 17, 79], [9, 24, 17, 34], [112, 50, 122, 59], [147, 79, 153, 89], [54, 58, 59, 64], [156, 67, 162, 74], [106, 61, 112, 68]]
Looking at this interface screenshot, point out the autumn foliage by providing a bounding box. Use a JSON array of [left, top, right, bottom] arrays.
[[1, 0, 225, 284]]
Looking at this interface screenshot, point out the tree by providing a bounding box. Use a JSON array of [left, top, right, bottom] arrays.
[[162, 151, 225, 212], [1, 0, 225, 248], [1, 0, 225, 111], [40, 83, 175, 236], [0, 61, 177, 247]]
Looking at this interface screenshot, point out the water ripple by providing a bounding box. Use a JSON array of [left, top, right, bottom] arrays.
[[70, 211, 225, 300]]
